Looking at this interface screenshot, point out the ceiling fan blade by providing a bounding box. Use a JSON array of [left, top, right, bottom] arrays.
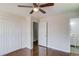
[[30, 10, 34, 14], [33, 3, 38, 7], [39, 9, 46, 14], [18, 5, 32, 8], [39, 3, 54, 7]]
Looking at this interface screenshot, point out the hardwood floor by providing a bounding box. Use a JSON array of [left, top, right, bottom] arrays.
[[5, 45, 70, 56], [70, 53, 79, 56], [4, 40, 78, 56]]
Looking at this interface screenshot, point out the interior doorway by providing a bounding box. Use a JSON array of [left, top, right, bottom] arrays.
[[32, 21, 39, 56], [33, 22, 38, 47], [31, 19, 48, 55]]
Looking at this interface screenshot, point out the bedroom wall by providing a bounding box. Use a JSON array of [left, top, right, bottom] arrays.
[[0, 11, 26, 55], [21, 15, 32, 49], [39, 20, 47, 47], [48, 14, 70, 52], [70, 18, 79, 46], [39, 14, 70, 52], [39, 11, 79, 52]]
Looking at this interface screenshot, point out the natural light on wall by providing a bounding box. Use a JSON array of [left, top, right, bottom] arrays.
[[70, 21, 75, 26]]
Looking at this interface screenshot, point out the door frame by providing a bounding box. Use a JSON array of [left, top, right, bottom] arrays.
[[31, 17, 48, 49], [31, 17, 39, 49]]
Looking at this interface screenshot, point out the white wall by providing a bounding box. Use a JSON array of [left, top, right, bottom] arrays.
[[39, 11, 79, 52], [39, 14, 70, 52], [0, 10, 33, 55], [70, 18, 79, 46], [0, 11, 36, 55], [39, 20, 47, 46], [0, 11, 26, 55], [48, 14, 70, 52], [21, 15, 32, 49]]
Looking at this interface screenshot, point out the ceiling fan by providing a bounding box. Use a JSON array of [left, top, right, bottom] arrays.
[[18, 3, 54, 14]]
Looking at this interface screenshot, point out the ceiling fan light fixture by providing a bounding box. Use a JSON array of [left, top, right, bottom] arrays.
[[33, 7, 39, 12], [18, 3, 54, 14]]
